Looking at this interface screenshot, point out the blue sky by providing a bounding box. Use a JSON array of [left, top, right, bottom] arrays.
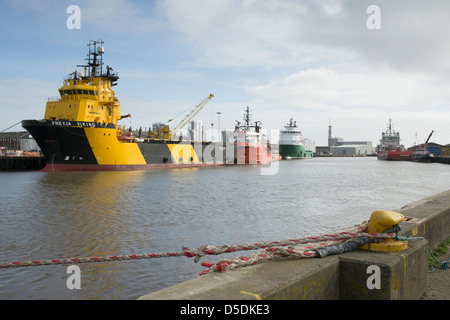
[[1, 0, 450, 147]]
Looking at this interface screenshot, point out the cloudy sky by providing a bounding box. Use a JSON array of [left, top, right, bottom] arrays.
[[1, 0, 450, 147]]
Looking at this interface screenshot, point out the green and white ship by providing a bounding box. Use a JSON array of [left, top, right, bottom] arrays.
[[279, 118, 314, 159]]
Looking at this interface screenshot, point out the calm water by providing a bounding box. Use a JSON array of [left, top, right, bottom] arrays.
[[0, 157, 449, 300]]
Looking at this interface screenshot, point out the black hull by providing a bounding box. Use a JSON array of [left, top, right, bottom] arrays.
[[22, 120, 233, 171]]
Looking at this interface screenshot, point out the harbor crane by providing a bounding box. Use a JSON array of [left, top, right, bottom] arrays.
[[147, 94, 214, 140], [166, 93, 214, 140], [425, 130, 434, 144]]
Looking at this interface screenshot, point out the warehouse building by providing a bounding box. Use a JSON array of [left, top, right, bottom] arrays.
[[333, 142, 375, 156], [327, 122, 375, 156], [0, 131, 41, 155]]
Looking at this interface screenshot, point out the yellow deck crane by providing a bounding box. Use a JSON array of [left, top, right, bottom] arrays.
[[163, 93, 214, 141]]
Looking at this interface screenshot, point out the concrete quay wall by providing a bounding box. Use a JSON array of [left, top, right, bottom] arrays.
[[139, 190, 450, 300]]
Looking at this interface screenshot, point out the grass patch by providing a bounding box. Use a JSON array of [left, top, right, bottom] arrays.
[[428, 237, 450, 268], [433, 237, 450, 255]]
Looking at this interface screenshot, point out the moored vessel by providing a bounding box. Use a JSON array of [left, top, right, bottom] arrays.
[[279, 118, 313, 159], [21, 40, 227, 172], [411, 130, 435, 163], [376, 119, 413, 161], [234, 107, 272, 164]]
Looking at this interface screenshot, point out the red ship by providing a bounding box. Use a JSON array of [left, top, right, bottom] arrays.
[[377, 119, 413, 161], [234, 107, 272, 164]]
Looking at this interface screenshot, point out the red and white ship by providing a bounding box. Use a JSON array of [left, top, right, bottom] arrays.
[[377, 119, 413, 161], [234, 107, 272, 164]]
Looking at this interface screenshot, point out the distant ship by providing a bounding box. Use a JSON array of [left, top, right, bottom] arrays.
[[411, 130, 435, 163], [21, 40, 227, 171], [377, 119, 413, 161], [234, 107, 272, 164], [279, 118, 313, 159]]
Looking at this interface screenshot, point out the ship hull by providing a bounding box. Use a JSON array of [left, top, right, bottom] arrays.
[[37, 162, 223, 172], [377, 150, 413, 161], [22, 120, 230, 172], [279, 144, 313, 159], [236, 143, 272, 164]]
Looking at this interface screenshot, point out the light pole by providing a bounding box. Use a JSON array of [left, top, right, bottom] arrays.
[[217, 112, 221, 142]]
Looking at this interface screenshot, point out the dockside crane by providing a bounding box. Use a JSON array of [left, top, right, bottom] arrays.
[[425, 130, 434, 145], [167, 93, 214, 140]]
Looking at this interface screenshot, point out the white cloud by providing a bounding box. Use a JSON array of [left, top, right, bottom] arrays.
[[247, 66, 450, 111], [160, 0, 450, 74], [161, 0, 318, 68], [243, 65, 450, 146]]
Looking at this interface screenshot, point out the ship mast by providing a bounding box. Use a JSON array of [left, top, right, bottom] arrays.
[[76, 40, 119, 85], [244, 106, 251, 128], [235, 106, 262, 133]]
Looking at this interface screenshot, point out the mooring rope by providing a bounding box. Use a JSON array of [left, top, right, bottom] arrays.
[[428, 247, 450, 273], [1, 218, 409, 276], [1, 217, 424, 275], [197, 232, 400, 275]]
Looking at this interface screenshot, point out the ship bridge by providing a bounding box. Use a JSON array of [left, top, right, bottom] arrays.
[[44, 40, 122, 127]]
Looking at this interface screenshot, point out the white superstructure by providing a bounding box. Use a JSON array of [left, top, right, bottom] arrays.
[[279, 118, 304, 146]]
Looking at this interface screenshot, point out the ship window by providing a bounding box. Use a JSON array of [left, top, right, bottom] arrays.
[[72, 90, 77, 95], [77, 89, 82, 94], [83, 90, 88, 95], [95, 91, 98, 95], [89, 90, 95, 95]]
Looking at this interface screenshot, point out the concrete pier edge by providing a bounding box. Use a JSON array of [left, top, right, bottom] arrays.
[[138, 190, 450, 300]]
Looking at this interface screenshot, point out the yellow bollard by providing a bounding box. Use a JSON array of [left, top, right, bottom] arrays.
[[358, 210, 408, 252]]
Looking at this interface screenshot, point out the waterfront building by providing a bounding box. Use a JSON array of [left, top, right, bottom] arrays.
[[322, 120, 375, 156]]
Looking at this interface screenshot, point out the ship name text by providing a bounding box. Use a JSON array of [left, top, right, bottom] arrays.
[[51, 120, 100, 128]]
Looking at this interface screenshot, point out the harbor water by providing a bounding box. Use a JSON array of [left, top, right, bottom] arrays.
[[1, 157, 450, 300]]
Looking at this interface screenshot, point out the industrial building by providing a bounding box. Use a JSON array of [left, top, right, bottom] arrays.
[[328, 123, 375, 156], [315, 120, 375, 156], [0, 131, 41, 156], [332, 142, 375, 156], [407, 142, 442, 155]]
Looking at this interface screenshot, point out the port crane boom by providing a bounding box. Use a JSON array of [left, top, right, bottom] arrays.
[[425, 130, 434, 144], [169, 93, 214, 140]]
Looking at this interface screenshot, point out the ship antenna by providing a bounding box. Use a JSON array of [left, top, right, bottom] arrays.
[[244, 106, 251, 128], [77, 40, 104, 78]]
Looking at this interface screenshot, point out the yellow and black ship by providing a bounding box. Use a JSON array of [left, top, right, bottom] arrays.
[[22, 40, 230, 171]]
